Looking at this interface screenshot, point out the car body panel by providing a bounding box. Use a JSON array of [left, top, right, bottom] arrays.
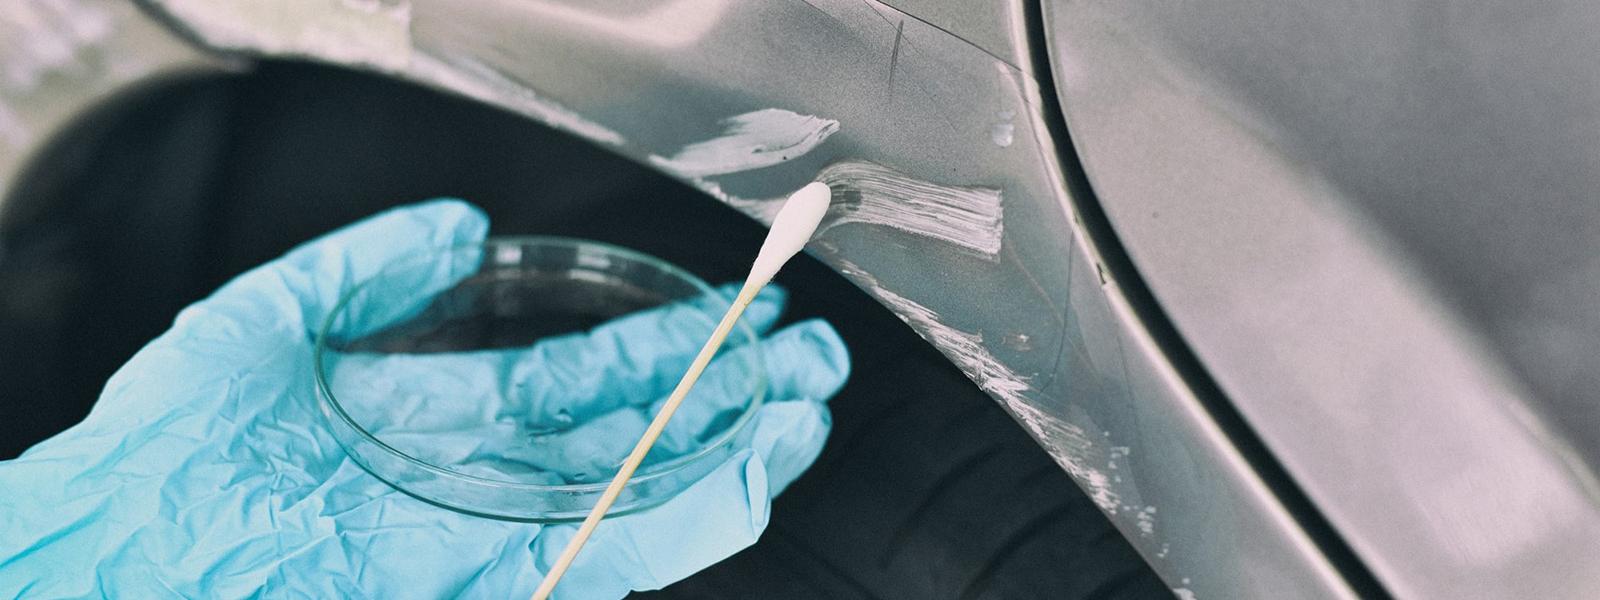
[[34, 0, 1600, 597], [1043, 0, 1600, 597]]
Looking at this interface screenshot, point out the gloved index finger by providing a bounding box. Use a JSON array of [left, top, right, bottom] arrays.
[[499, 282, 785, 426], [645, 318, 847, 462]]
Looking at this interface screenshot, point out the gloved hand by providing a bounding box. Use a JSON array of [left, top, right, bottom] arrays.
[[0, 200, 849, 599]]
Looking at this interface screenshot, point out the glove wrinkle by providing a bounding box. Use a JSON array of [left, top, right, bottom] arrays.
[[0, 201, 847, 599]]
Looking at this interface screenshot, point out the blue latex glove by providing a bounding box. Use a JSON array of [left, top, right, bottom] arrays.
[[0, 200, 849, 599]]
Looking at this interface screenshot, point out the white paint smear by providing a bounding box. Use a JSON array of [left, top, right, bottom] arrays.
[[650, 108, 840, 177], [1136, 505, 1157, 536], [836, 261, 1118, 513], [701, 162, 1007, 259], [818, 161, 1005, 259], [991, 110, 1015, 148]]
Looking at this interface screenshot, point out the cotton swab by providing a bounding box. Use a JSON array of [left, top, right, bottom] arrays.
[[530, 182, 832, 600]]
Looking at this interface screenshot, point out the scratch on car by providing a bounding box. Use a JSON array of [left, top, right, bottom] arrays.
[[1135, 504, 1157, 536], [834, 259, 1121, 514], [649, 108, 840, 177], [689, 160, 1006, 260], [817, 160, 1005, 259], [886, 19, 903, 99]]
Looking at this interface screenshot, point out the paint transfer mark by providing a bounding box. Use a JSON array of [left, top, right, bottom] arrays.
[[817, 161, 1004, 258], [1136, 505, 1157, 536], [689, 160, 1005, 260], [1173, 588, 1199, 600], [991, 109, 1015, 147], [649, 108, 840, 177], [1002, 332, 1033, 352], [836, 260, 1119, 513], [409, 52, 625, 146]]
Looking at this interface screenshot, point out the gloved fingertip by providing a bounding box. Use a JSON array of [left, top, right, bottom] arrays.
[[749, 400, 831, 496], [761, 319, 851, 403], [744, 452, 774, 531], [550, 450, 769, 596]]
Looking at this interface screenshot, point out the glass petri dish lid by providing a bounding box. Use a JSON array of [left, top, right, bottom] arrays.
[[314, 236, 767, 522]]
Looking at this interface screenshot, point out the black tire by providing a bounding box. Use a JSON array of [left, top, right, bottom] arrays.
[[1, 61, 1168, 600]]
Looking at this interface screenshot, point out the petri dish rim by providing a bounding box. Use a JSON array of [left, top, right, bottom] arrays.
[[312, 235, 769, 495]]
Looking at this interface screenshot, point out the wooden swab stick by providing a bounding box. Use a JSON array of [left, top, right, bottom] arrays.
[[531, 182, 832, 600]]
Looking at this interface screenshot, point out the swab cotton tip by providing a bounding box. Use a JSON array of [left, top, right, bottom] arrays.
[[746, 181, 832, 289]]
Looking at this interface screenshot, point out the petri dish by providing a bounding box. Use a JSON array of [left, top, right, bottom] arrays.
[[313, 236, 766, 522]]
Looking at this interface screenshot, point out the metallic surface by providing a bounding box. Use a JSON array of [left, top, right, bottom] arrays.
[[1044, 0, 1600, 597], [15, 0, 1562, 596], [126, 1, 1363, 595]]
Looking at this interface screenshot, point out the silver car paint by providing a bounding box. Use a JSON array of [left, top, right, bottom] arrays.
[[10, 0, 1597, 597]]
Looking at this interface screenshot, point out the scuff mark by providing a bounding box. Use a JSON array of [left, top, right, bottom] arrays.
[[817, 160, 1005, 258], [145, 0, 413, 71], [886, 19, 903, 99], [835, 260, 1120, 513], [836, 261, 1028, 403], [1001, 332, 1032, 351], [1172, 577, 1197, 599], [408, 52, 625, 146], [684, 161, 1005, 260], [649, 108, 839, 177], [991, 109, 1015, 147], [1136, 505, 1157, 536]]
